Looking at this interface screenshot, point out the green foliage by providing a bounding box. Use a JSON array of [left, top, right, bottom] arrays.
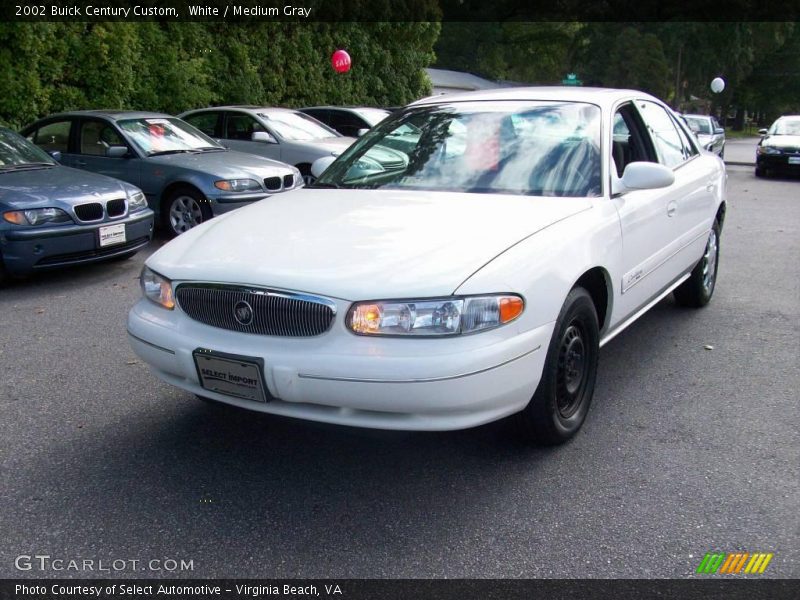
[[0, 20, 439, 129]]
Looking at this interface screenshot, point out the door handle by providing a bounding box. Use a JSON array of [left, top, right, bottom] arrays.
[[666, 201, 677, 217]]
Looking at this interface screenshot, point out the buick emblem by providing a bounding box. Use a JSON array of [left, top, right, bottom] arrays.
[[233, 300, 254, 326]]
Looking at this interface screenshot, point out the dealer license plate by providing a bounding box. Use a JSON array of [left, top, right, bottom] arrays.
[[193, 349, 268, 403], [788, 156, 800, 165], [99, 223, 127, 247]]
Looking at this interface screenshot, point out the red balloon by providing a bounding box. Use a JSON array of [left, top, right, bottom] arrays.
[[331, 49, 351, 73]]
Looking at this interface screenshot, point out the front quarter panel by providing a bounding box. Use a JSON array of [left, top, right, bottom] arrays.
[[454, 199, 623, 336]]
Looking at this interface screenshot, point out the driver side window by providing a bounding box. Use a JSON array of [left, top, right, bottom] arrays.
[[79, 120, 125, 156]]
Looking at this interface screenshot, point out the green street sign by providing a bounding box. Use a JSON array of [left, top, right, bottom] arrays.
[[562, 73, 582, 86]]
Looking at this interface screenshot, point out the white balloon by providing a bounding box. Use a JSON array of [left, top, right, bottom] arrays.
[[711, 77, 725, 94]]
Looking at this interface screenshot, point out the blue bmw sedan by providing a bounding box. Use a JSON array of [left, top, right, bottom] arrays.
[[0, 127, 154, 284]]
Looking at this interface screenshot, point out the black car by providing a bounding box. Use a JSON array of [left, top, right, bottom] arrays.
[[756, 115, 800, 178], [0, 127, 153, 283], [299, 106, 391, 138]]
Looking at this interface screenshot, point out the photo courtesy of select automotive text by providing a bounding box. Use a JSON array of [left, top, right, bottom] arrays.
[[0, 0, 798, 598]]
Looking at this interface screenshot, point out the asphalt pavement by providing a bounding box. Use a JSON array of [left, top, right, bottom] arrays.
[[724, 137, 759, 166], [0, 166, 797, 579]]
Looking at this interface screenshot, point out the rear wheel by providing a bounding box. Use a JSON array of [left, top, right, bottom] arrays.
[[674, 220, 720, 308], [515, 287, 600, 445], [0, 254, 7, 286], [163, 187, 212, 237]]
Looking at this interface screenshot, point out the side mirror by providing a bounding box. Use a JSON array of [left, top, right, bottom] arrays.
[[47, 150, 62, 162], [106, 145, 128, 158], [311, 156, 337, 178], [758, 128, 768, 136], [252, 131, 277, 144], [357, 128, 369, 137], [612, 161, 675, 195]]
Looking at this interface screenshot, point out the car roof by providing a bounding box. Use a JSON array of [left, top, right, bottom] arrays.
[[188, 106, 301, 114], [39, 110, 172, 121], [301, 106, 390, 112], [409, 86, 658, 110]]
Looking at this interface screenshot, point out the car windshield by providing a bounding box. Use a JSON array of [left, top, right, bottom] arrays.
[[684, 116, 712, 135], [117, 117, 223, 156], [353, 108, 391, 126], [769, 119, 800, 135], [0, 128, 56, 168], [314, 101, 602, 197], [258, 111, 338, 141]]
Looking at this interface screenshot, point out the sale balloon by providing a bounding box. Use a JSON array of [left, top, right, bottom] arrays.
[[331, 50, 351, 73], [710, 77, 725, 94]]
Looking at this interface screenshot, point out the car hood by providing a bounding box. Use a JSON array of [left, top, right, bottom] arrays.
[[146, 150, 294, 178], [148, 189, 591, 299], [302, 136, 357, 155], [761, 134, 800, 149], [0, 165, 131, 207]]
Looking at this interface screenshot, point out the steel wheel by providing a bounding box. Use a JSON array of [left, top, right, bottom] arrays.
[[555, 323, 590, 418]]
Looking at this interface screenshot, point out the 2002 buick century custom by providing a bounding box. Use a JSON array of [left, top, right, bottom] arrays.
[[128, 88, 726, 444]]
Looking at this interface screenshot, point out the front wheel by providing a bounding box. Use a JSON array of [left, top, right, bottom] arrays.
[[163, 187, 212, 237], [515, 287, 600, 445], [673, 220, 720, 308]]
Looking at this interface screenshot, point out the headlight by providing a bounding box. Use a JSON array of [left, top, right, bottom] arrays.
[[214, 179, 261, 192], [3, 207, 72, 226], [140, 266, 174, 310], [347, 295, 524, 336], [757, 146, 781, 155], [128, 191, 148, 212]]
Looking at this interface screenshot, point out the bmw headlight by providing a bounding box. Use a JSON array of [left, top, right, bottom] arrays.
[[3, 207, 72, 226], [757, 146, 781, 155], [214, 179, 262, 192], [128, 191, 148, 212], [347, 295, 524, 337], [140, 266, 174, 310]]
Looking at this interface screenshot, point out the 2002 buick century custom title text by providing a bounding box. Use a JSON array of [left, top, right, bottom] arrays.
[[128, 88, 726, 444]]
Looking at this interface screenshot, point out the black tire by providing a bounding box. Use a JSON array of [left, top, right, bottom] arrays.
[[162, 187, 212, 237], [0, 255, 7, 287], [755, 166, 766, 178], [515, 287, 600, 445], [674, 220, 720, 308], [297, 164, 315, 186]]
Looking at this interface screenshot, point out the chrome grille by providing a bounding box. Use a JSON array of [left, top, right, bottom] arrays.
[[74, 202, 103, 222], [175, 284, 336, 337]]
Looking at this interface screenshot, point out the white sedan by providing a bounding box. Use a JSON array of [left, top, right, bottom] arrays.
[[128, 87, 726, 445]]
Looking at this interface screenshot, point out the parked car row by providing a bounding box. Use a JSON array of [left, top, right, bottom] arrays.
[[2, 104, 395, 282]]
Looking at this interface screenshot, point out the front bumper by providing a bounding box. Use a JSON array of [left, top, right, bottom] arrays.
[[756, 154, 800, 172], [1, 210, 154, 274], [127, 297, 552, 431]]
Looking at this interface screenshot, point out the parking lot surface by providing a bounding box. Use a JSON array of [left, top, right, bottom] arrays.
[[1, 166, 797, 578]]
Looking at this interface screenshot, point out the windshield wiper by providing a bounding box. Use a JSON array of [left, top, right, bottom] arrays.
[[0, 162, 55, 171], [147, 149, 196, 157], [196, 146, 226, 152]]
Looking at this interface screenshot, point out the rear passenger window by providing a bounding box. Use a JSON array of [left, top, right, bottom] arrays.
[[32, 121, 71, 153], [636, 101, 686, 168], [185, 112, 219, 137]]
